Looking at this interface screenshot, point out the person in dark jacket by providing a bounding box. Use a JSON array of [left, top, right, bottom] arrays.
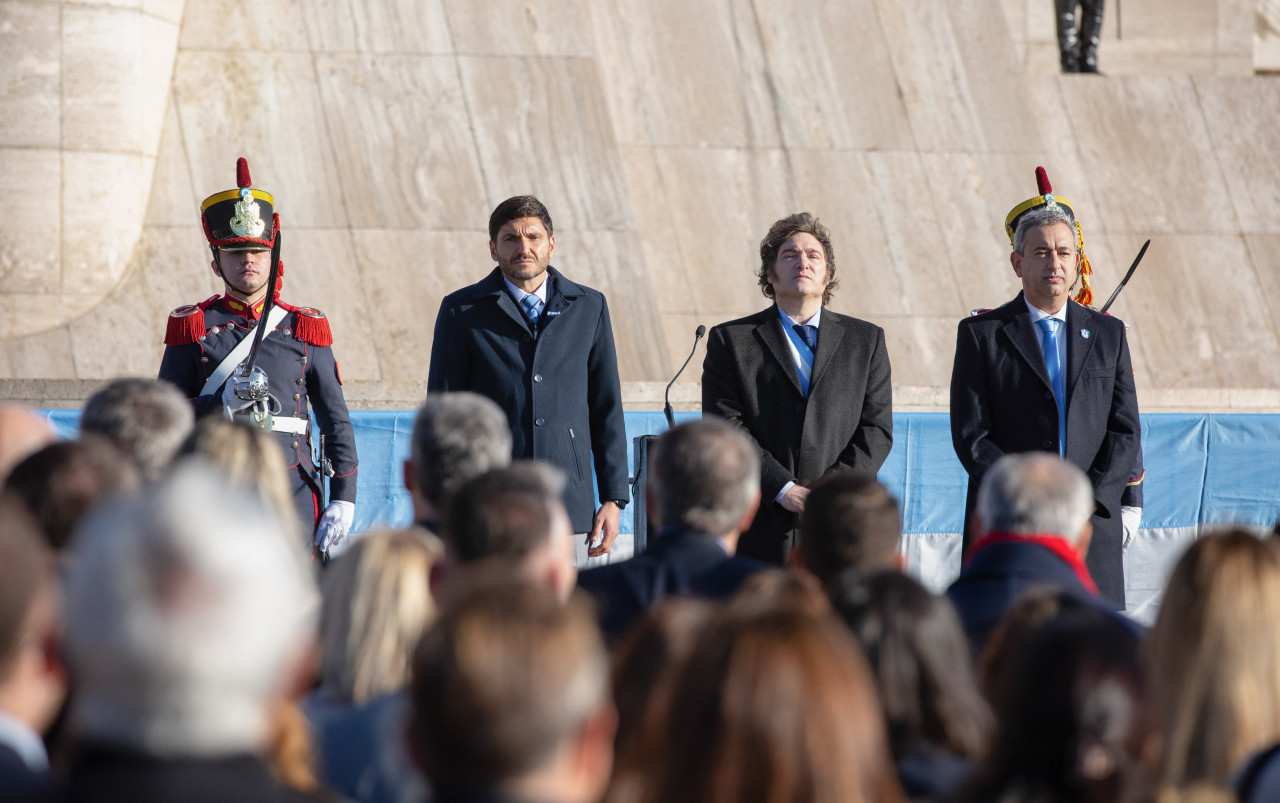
[[577, 418, 767, 642], [426, 196, 629, 566]]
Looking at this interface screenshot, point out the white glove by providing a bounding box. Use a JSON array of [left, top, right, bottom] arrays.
[[1121, 505, 1141, 552], [315, 500, 355, 556]]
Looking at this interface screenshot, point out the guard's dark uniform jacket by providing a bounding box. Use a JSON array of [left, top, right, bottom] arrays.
[[158, 293, 358, 530]]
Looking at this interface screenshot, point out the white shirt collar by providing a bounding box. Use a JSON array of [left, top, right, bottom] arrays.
[[0, 710, 49, 773], [1024, 296, 1068, 324], [777, 305, 822, 330], [503, 273, 550, 306]]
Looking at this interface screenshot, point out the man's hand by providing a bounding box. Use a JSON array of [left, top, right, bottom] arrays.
[[315, 500, 355, 557], [587, 501, 622, 558], [779, 484, 809, 514]]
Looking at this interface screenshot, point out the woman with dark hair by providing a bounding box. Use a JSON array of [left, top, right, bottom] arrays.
[[623, 605, 905, 803], [833, 570, 992, 801], [960, 605, 1152, 803]]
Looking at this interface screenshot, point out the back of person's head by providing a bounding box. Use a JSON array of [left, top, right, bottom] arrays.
[[317, 528, 443, 705], [409, 392, 512, 511], [978, 587, 1093, 704], [798, 474, 901, 586], [651, 418, 760, 537], [0, 496, 60, 716], [639, 606, 905, 803], [409, 580, 612, 798], [729, 568, 832, 618], [0, 406, 56, 482], [610, 598, 715, 763], [178, 417, 298, 539], [4, 435, 140, 551], [62, 461, 315, 757], [833, 570, 992, 764], [968, 605, 1149, 803], [81, 378, 194, 483], [976, 453, 1092, 545], [1149, 529, 1280, 790], [444, 462, 575, 599]]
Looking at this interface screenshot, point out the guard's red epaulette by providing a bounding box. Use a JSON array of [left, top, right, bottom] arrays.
[[164, 295, 220, 346], [285, 303, 334, 347]]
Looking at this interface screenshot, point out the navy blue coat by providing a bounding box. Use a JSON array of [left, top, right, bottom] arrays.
[[427, 267, 629, 533], [158, 295, 358, 530], [949, 294, 1140, 607], [577, 528, 768, 642]]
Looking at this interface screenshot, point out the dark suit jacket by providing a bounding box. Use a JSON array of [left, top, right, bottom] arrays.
[[0, 741, 51, 800], [427, 267, 629, 533], [702, 306, 893, 563], [949, 294, 1141, 606], [577, 528, 768, 642]]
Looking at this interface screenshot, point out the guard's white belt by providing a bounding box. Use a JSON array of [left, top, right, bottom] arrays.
[[270, 416, 309, 435]]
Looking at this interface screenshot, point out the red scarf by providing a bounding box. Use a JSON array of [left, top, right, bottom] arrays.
[[966, 530, 1098, 595]]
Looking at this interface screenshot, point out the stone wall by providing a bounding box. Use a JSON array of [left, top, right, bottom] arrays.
[[0, 0, 1277, 409]]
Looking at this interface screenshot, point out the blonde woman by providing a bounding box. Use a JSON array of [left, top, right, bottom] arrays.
[[305, 528, 443, 803], [1149, 529, 1280, 796]]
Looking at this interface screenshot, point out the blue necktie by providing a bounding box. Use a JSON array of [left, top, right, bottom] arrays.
[[793, 324, 817, 354], [1037, 317, 1066, 456], [521, 294, 543, 332]]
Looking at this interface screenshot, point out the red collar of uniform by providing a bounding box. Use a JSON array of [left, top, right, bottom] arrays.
[[223, 295, 268, 321], [966, 530, 1098, 595]]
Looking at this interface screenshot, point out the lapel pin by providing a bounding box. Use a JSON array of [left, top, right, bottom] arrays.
[[1080, 329, 1090, 339]]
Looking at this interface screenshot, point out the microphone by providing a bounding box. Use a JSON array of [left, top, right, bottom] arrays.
[[665, 325, 706, 429]]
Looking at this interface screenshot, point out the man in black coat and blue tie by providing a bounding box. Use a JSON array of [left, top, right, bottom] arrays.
[[427, 196, 629, 566], [949, 171, 1141, 608]]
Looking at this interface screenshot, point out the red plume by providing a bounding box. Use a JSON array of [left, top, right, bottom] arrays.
[[236, 157, 252, 189], [1035, 166, 1052, 195]]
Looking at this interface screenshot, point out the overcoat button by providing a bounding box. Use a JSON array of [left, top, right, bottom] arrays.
[[535, 418, 545, 426]]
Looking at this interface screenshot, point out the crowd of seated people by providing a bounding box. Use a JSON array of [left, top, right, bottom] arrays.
[[1, 385, 1279, 803]]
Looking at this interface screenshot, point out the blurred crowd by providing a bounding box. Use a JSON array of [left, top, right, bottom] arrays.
[[0, 381, 1278, 803]]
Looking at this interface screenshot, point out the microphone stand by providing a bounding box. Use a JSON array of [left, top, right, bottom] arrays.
[[664, 325, 706, 429]]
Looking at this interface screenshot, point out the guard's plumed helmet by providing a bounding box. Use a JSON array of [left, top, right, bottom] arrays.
[[1004, 166, 1095, 307], [200, 158, 279, 252]]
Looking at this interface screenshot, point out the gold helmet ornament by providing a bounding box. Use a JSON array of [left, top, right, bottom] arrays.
[[1004, 166, 1095, 307], [200, 157, 280, 252]]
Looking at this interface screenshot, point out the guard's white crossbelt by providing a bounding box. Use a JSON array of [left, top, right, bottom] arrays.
[[200, 305, 290, 397]]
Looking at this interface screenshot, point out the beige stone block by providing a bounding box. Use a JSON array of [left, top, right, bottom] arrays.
[[457, 55, 634, 232], [62, 5, 144, 152], [1197, 78, 1280, 234], [550, 230, 669, 382], [143, 0, 185, 25], [145, 101, 201, 227], [68, 287, 169, 379], [878, 316, 960, 388], [179, 0, 310, 51], [352, 229, 478, 383], [173, 51, 346, 228], [1244, 234, 1280, 357], [314, 55, 488, 229], [750, 0, 911, 151], [0, 293, 103, 342], [1024, 0, 1056, 43], [443, 0, 594, 56], [650, 147, 799, 321], [0, 2, 60, 149], [62, 151, 154, 296], [74, 0, 142, 8], [1213, 57, 1253, 76], [1110, 0, 1215, 51], [1104, 234, 1280, 389], [301, 0, 451, 54], [135, 225, 224, 318], [279, 229, 381, 381], [944, 0, 1040, 154], [0, 148, 60, 297], [1061, 77, 1237, 235], [1025, 42, 1064, 77], [792, 151, 963, 319], [870, 0, 987, 152], [0, 328, 77, 379], [140, 15, 181, 157], [589, 0, 780, 148], [617, 146, 696, 315]]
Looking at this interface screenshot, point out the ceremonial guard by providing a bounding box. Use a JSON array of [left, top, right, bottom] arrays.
[[159, 158, 358, 554]]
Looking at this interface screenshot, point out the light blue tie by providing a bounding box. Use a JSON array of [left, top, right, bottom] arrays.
[[1037, 317, 1066, 456], [521, 294, 543, 328]]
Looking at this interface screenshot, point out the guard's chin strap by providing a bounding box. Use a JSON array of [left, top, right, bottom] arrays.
[[211, 246, 256, 299]]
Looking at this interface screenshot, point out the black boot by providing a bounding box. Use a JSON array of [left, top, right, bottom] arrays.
[[1056, 0, 1081, 72], [1079, 0, 1105, 72]]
